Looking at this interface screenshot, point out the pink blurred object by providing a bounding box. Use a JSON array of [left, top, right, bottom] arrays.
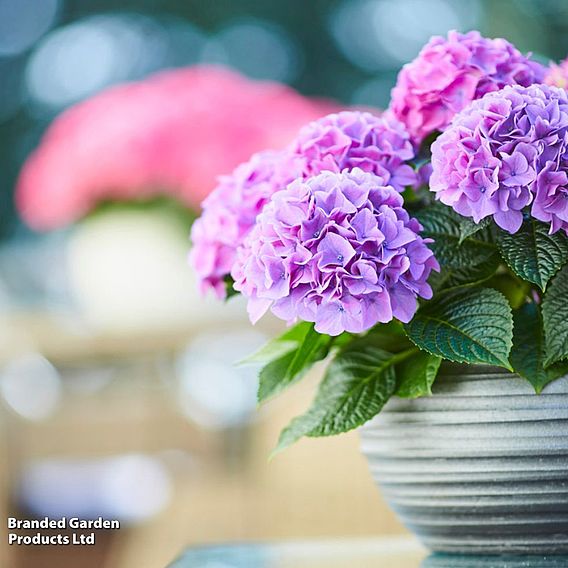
[[16, 66, 334, 230], [545, 58, 568, 89]]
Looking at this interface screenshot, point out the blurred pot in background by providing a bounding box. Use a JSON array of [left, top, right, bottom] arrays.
[[63, 200, 245, 332]]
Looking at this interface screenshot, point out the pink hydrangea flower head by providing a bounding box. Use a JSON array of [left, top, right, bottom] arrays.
[[291, 111, 417, 192], [431, 84, 568, 234], [389, 30, 546, 145], [16, 66, 333, 230], [190, 150, 305, 297], [545, 58, 568, 90], [232, 168, 439, 336], [191, 109, 417, 297]]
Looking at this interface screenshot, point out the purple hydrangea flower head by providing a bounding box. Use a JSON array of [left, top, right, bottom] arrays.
[[232, 168, 439, 336], [389, 30, 546, 145], [431, 84, 568, 234], [190, 150, 305, 297], [191, 111, 421, 297], [291, 111, 418, 192]]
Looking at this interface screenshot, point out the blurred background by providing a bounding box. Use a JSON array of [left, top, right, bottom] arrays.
[[1, 1, 568, 567]]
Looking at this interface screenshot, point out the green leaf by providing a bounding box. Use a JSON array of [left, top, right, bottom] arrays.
[[273, 343, 402, 455], [458, 217, 490, 244], [395, 352, 442, 398], [511, 303, 568, 393], [240, 322, 310, 366], [418, 131, 441, 158], [306, 344, 410, 434], [224, 275, 239, 299], [401, 186, 421, 203], [415, 203, 496, 269], [485, 273, 531, 310], [496, 220, 568, 291], [404, 287, 514, 369], [241, 322, 332, 403], [429, 253, 500, 291], [543, 267, 568, 367], [362, 320, 413, 353]]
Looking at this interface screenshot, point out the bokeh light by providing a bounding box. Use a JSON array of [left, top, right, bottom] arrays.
[[329, 0, 391, 72], [0, 353, 61, 421], [330, 0, 481, 71], [373, 0, 481, 63], [19, 454, 172, 523], [202, 18, 301, 83], [99, 454, 173, 522], [160, 16, 208, 68], [0, 0, 59, 56], [25, 13, 171, 110], [351, 75, 398, 109], [176, 330, 267, 430]]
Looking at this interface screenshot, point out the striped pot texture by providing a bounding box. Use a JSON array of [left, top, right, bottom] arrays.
[[421, 553, 568, 567], [360, 363, 568, 555]]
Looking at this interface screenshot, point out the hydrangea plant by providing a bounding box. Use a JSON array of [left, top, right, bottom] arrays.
[[191, 31, 568, 453]]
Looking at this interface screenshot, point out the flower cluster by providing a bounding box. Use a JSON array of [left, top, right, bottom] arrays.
[[189, 150, 305, 297], [185, 30, 568, 448], [232, 169, 438, 336], [192, 111, 420, 296], [389, 30, 545, 145], [291, 111, 417, 192], [431, 84, 568, 234], [16, 66, 331, 230]]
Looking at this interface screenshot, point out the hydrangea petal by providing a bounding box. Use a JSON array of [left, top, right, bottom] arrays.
[[431, 84, 568, 235], [390, 30, 545, 144], [232, 169, 439, 335]]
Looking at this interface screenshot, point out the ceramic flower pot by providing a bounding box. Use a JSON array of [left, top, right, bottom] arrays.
[[360, 363, 568, 555], [421, 553, 568, 567]]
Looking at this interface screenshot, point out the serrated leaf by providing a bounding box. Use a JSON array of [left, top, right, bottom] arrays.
[[273, 344, 400, 455], [496, 220, 568, 291], [429, 253, 500, 291], [459, 217, 490, 244], [307, 344, 401, 435], [395, 352, 442, 398], [511, 303, 568, 393], [543, 267, 568, 367], [415, 203, 496, 269], [240, 322, 312, 366], [404, 287, 513, 369], [258, 326, 331, 402], [241, 322, 331, 403]]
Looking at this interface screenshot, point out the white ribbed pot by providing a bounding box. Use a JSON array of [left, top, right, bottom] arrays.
[[421, 553, 568, 567], [360, 363, 568, 555]]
